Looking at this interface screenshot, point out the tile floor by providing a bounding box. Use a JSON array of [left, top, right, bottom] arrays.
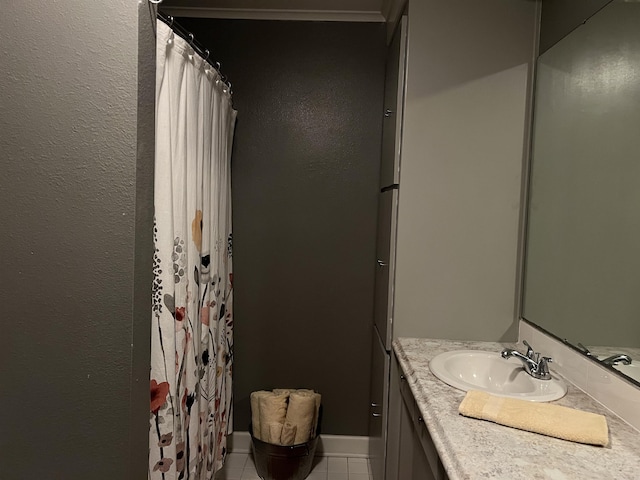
[[216, 452, 373, 480]]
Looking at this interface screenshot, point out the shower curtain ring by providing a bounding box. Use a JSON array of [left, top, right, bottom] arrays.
[[203, 49, 210, 61]]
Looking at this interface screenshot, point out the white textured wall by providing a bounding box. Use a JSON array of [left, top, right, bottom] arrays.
[[393, 0, 537, 341]]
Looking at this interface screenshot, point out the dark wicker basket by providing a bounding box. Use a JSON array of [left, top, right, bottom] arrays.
[[250, 426, 318, 480]]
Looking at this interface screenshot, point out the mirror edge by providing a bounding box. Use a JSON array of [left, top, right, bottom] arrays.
[[521, 318, 640, 389]]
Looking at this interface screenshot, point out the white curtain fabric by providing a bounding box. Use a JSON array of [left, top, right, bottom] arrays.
[[150, 20, 237, 479]]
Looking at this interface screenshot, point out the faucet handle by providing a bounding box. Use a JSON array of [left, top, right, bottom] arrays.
[[537, 357, 553, 377], [577, 343, 592, 356], [522, 340, 536, 360]]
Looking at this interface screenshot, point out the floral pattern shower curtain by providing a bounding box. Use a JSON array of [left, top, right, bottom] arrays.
[[150, 20, 237, 479]]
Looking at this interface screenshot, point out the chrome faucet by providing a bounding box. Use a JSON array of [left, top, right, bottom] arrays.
[[501, 340, 553, 380], [601, 354, 632, 366]]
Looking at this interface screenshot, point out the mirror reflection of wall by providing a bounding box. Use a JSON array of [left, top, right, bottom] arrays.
[[523, 0, 640, 349]]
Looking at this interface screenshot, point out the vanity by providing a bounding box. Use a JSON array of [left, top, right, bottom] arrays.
[[387, 337, 640, 480], [377, 2, 640, 478]]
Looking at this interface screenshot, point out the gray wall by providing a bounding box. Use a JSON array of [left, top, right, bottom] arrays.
[[0, 2, 154, 479], [392, 0, 537, 342], [178, 18, 386, 435], [539, 0, 611, 54]]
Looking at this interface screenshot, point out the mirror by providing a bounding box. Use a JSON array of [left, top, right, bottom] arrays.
[[522, 0, 640, 385]]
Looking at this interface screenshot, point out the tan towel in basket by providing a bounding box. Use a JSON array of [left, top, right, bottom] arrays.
[[285, 391, 317, 444], [273, 388, 296, 396], [280, 421, 297, 446], [295, 389, 315, 395], [459, 390, 609, 447], [250, 391, 270, 441], [259, 391, 288, 441], [266, 422, 284, 445], [311, 393, 321, 438]]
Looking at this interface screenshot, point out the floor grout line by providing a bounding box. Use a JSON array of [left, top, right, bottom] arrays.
[[215, 454, 373, 480]]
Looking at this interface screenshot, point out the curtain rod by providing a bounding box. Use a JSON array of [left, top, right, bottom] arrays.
[[157, 10, 232, 92]]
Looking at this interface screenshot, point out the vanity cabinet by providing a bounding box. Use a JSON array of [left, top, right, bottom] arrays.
[[372, 0, 537, 477], [387, 353, 448, 480]]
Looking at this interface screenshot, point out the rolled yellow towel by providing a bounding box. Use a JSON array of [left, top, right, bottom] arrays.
[[280, 421, 297, 446], [259, 392, 289, 442], [250, 390, 270, 441], [285, 391, 317, 444], [266, 422, 284, 445], [293, 390, 321, 437], [459, 390, 609, 447], [311, 393, 321, 438], [273, 388, 296, 396]]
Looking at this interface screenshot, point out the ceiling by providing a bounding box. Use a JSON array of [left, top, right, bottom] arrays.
[[161, 0, 393, 22]]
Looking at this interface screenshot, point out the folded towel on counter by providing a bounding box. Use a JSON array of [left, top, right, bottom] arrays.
[[459, 390, 609, 447], [280, 421, 297, 446], [258, 392, 288, 441], [285, 391, 317, 444]]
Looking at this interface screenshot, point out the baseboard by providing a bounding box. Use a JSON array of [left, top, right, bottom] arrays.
[[228, 431, 370, 458]]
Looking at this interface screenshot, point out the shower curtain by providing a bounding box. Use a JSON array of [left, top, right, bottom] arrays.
[[150, 20, 237, 479]]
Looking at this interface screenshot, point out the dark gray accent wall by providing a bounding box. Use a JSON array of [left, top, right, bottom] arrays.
[[540, 0, 612, 54], [0, 2, 154, 479], [178, 18, 386, 435]]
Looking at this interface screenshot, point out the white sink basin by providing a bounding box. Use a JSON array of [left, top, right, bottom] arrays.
[[429, 350, 567, 402]]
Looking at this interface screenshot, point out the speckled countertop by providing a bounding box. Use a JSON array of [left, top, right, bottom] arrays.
[[393, 338, 640, 480]]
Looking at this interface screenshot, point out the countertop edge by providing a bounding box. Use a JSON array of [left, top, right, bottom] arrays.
[[392, 337, 640, 480]]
